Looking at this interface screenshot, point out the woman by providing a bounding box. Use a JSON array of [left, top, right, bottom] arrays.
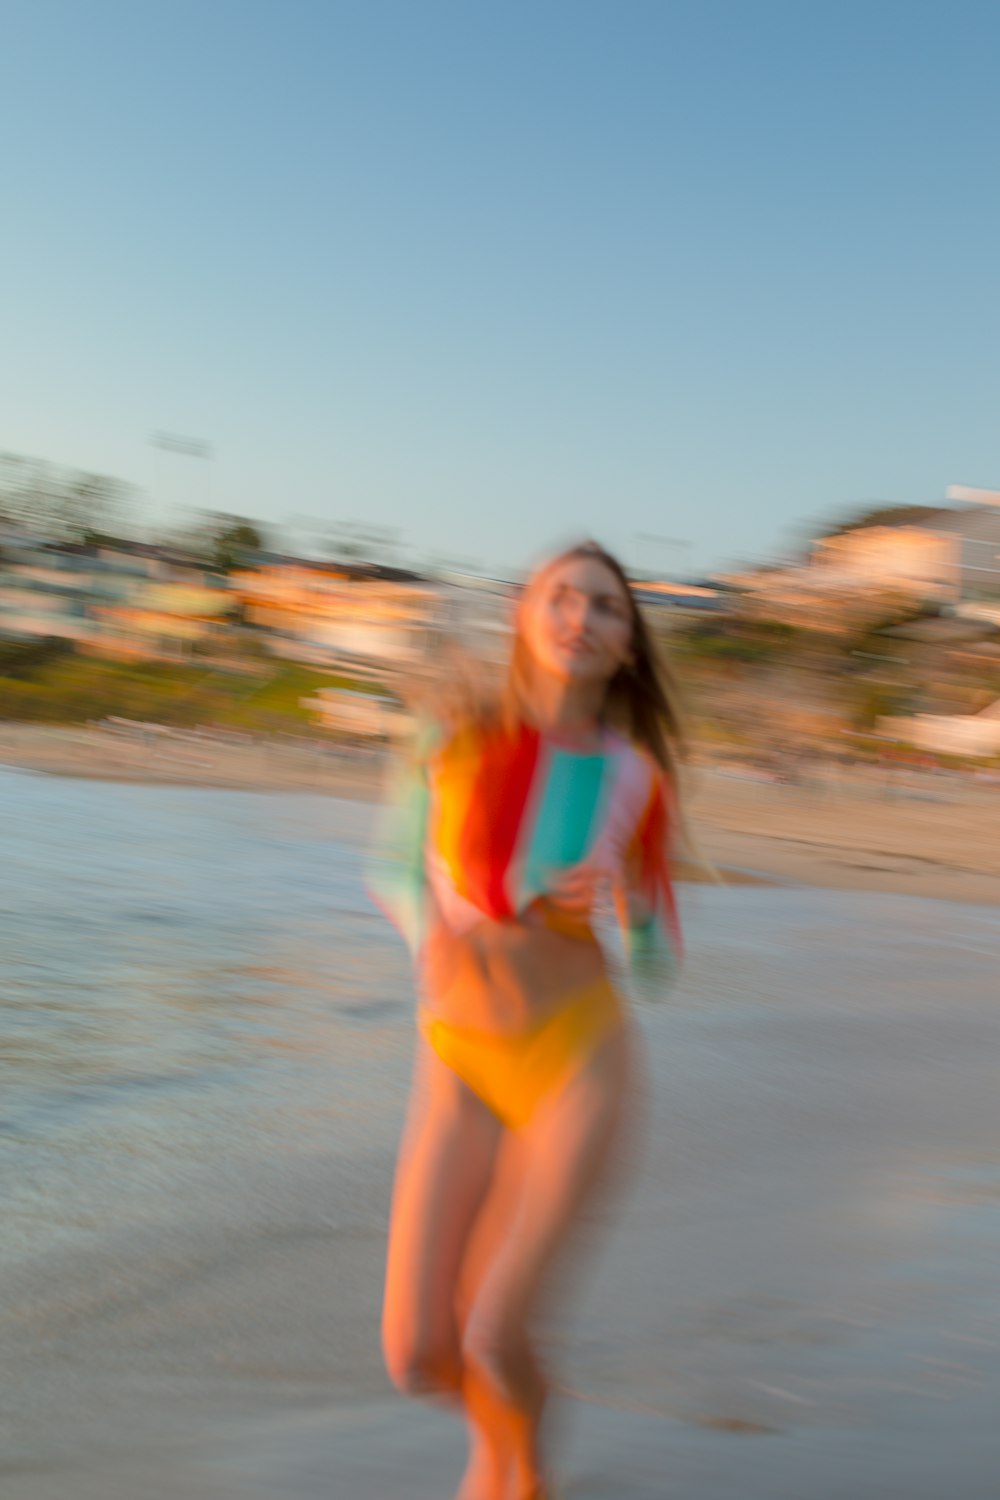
[[367, 540, 685, 1500]]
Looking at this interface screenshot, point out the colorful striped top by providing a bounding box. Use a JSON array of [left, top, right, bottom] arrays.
[[367, 716, 682, 1001]]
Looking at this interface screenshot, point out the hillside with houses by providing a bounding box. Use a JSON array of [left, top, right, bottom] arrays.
[[3, 464, 1000, 764]]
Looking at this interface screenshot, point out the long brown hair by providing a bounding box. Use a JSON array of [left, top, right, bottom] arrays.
[[502, 540, 687, 779]]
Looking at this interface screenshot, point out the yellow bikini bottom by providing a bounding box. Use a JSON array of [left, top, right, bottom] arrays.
[[419, 977, 624, 1132]]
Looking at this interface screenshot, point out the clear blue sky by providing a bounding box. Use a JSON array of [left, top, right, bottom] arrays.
[[3, 0, 998, 577]]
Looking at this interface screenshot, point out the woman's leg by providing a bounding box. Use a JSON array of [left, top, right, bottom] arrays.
[[382, 1038, 504, 1403], [459, 1023, 634, 1498]]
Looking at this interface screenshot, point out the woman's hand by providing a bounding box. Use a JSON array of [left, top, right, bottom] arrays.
[[545, 864, 610, 916]]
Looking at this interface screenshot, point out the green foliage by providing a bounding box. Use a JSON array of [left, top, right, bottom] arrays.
[[672, 618, 804, 666], [153, 513, 267, 573], [844, 678, 912, 730], [0, 452, 133, 542], [223, 664, 364, 726], [210, 519, 263, 574], [0, 653, 375, 730], [841, 603, 940, 665], [0, 637, 76, 679]]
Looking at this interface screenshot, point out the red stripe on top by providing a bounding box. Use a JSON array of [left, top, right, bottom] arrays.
[[656, 779, 683, 953], [636, 774, 665, 896], [458, 722, 541, 917], [637, 771, 683, 952]]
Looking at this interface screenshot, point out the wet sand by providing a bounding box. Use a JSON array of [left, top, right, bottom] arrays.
[[0, 723, 383, 800], [691, 765, 1000, 907]]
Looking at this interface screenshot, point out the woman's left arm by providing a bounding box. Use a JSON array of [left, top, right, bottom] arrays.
[[614, 767, 683, 1000]]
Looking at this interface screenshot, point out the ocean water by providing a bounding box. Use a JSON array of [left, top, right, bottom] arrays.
[[1, 766, 413, 1262], [3, 765, 1000, 1487]]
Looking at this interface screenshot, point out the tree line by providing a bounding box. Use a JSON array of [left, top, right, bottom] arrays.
[[0, 451, 425, 575]]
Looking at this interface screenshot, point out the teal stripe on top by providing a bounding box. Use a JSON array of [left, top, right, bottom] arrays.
[[518, 745, 614, 902]]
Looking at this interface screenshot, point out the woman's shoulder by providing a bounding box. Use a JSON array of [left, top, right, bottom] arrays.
[[604, 728, 664, 778], [602, 734, 679, 830]]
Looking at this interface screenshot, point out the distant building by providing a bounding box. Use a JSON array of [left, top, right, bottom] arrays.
[[811, 522, 954, 601], [299, 686, 403, 738], [710, 559, 879, 630], [230, 558, 440, 668], [0, 536, 231, 658], [720, 494, 1000, 626], [810, 498, 1000, 605], [0, 536, 95, 645], [932, 505, 1000, 602], [879, 698, 1000, 758], [632, 580, 731, 614]]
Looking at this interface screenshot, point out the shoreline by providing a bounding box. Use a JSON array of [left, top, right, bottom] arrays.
[[3, 724, 1000, 906]]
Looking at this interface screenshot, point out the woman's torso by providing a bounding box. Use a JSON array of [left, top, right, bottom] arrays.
[[420, 901, 610, 1032], [417, 718, 655, 1032]]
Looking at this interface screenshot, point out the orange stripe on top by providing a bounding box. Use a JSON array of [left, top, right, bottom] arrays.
[[638, 773, 667, 897], [429, 726, 483, 896]]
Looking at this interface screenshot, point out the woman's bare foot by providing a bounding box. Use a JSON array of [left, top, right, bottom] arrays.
[[512, 1470, 554, 1500]]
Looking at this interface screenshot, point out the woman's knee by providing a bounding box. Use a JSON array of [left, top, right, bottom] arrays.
[[383, 1329, 463, 1398], [462, 1317, 540, 1407]]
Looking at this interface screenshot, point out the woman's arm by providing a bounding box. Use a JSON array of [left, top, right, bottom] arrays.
[[614, 766, 682, 1000], [365, 722, 439, 959]]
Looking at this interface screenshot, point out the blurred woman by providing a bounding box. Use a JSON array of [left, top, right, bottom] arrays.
[[368, 540, 686, 1500]]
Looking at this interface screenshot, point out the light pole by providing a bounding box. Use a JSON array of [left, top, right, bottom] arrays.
[[150, 431, 215, 518]]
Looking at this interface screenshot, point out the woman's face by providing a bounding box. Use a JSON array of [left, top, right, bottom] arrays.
[[519, 555, 635, 688]]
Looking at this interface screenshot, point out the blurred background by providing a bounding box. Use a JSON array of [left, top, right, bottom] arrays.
[[4, 467, 1000, 778], [3, 3, 1000, 1497]]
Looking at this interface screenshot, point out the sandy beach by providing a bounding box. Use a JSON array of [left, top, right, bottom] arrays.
[[3, 722, 1000, 905]]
